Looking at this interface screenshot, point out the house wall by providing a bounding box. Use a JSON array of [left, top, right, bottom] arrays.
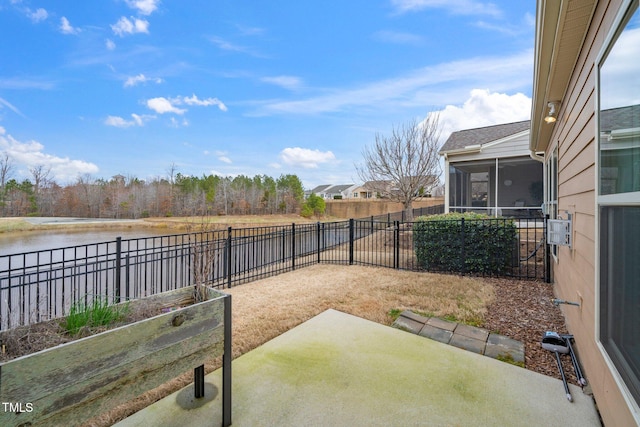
[[547, 0, 637, 425], [480, 132, 531, 158]]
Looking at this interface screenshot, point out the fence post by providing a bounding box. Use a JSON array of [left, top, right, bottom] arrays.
[[349, 218, 354, 265], [282, 228, 286, 263], [544, 214, 551, 283], [291, 223, 296, 270], [460, 218, 466, 275], [316, 222, 321, 264], [394, 221, 400, 269], [125, 255, 130, 300], [226, 227, 232, 288], [115, 237, 122, 303]]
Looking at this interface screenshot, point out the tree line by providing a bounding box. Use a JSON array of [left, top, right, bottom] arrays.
[[0, 156, 306, 218]]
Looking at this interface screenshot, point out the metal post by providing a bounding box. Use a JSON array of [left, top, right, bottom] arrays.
[[394, 221, 400, 269], [316, 222, 321, 264], [291, 223, 296, 270], [544, 214, 551, 283], [349, 219, 354, 265], [460, 218, 466, 275], [194, 364, 205, 399], [226, 227, 232, 289], [115, 237, 122, 303], [125, 255, 130, 300]]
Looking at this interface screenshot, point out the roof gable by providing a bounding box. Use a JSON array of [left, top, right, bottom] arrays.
[[440, 120, 531, 154]]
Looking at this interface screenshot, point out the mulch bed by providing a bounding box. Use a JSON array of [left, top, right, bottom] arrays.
[[482, 277, 581, 386]]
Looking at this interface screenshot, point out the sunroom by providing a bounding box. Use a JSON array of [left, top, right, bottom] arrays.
[[440, 120, 543, 218]]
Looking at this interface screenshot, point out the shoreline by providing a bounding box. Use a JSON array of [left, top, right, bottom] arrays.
[[0, 214, 321, 235]]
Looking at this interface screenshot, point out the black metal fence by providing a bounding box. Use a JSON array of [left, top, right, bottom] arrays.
[[0, 206, 548, 330]]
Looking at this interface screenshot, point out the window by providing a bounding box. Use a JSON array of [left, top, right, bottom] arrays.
[[598, 0, 640, 406]]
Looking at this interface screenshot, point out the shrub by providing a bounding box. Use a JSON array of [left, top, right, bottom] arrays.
[[301, 193, 326, 218], [413, 212, 518, 275]]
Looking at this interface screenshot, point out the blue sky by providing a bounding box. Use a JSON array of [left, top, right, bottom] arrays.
[[0, 0, 535, 189]]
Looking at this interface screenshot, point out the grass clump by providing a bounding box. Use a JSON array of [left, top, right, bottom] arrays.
[[62, 298, 130, 336], [496, 353, 525, 368]]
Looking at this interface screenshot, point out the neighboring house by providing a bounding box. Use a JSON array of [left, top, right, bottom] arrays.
[[352, 181, 392, 199], [307, 184, 358, 200], [325, 184, 357, 199], [352, 178, 437, 200], [440, 121, 543, 217], [307, 185, 333, 199], [531, 1, 639, 425]]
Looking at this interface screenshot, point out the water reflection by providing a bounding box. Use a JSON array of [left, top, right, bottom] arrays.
[[0, 228, 170, 255]]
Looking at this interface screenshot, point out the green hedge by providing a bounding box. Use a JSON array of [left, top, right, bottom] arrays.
[[413, 212, 518, 275]]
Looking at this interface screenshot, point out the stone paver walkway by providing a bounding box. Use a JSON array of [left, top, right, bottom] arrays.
[[392, 310, 525, 365]]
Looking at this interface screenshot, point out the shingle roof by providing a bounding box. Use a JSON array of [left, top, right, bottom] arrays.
[[600, 105, 640, 133], [309, 184, 332, 193], [327, 184, 355, 193], [439, 120, 530, 154]]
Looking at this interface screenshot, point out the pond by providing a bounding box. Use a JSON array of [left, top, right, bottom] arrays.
[[0, 225, 171, 255]]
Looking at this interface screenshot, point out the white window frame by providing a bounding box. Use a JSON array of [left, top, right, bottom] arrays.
[[595, 0, 640, 418]]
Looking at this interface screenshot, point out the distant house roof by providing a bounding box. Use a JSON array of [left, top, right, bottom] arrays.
[[327, 184, 355, 193], [309, 184, 332, 194], [440, 120, 530, 154]]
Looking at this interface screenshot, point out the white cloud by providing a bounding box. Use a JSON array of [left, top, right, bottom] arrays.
[[60, 17, 80, 35], [27, 8, 48, 23], [0, 129, 99, 182], [256, 50, 532, 116], [146, 97, 186, 114], [124, 73, 163, 87], [105, 39, 116, 50], [391, 0, 502, 17], [208, 36, 246, 52], [207, 36, 266, 57], [215, 151, 232, 164], [434, 89, 531, 142], [125, 0, 160, 16], [111, 16, 149, 37], [0, 97, 25, 117], [236, 24, 265, 36], [600, 26, 640, 109], [104, 113, 155, 127], [261, 76, 303, 91], [180, 94, 227, 111], [169, 117, 189, 127], [280, 147, 336, 169], [373, 30, 423, 45]]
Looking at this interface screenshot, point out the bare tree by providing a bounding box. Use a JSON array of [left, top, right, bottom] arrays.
[[356, 114, 442, 221], [0, 152, 14, 189], [29, 165, 51, 194]]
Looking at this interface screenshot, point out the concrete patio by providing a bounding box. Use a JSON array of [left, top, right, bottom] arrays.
[[116, 309, 601, 427]]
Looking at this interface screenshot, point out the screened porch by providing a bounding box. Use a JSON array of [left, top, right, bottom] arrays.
[[448, 156, 543, 218]]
